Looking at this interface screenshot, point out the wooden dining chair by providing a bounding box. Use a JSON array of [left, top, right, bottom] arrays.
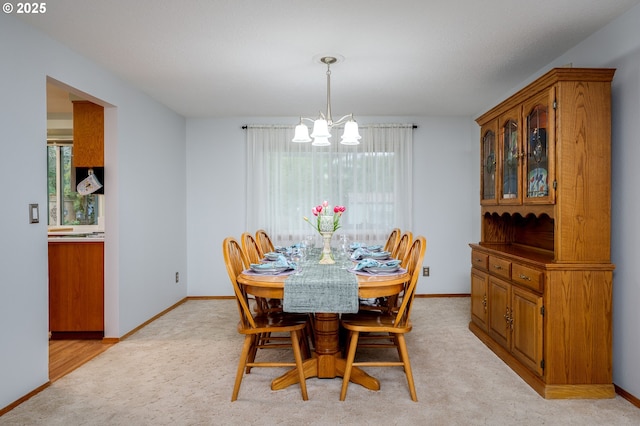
[[240, 232, 271, 313], [223, 237, 311, 401], [255, 229, 276, 255], [383, 228, 401, 253], [392, 231, 413, 266], [359, 230, 412, 313], [241, 232, 264, 264], [340, 235, 427, 402], [241, 231, 284, 313]]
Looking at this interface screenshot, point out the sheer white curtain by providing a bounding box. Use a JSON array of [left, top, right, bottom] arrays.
[[246, 124, 413, 246]]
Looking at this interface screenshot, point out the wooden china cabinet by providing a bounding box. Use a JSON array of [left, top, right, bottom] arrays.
[[469, 68, 615, 399]]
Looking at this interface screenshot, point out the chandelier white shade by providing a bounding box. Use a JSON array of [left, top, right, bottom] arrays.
[[292, 56, 361, 146]]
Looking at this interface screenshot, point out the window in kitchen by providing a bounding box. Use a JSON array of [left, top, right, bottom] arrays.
[[47, 144, 100, 226]]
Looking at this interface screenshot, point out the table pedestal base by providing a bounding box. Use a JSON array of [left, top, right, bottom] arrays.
[[270, 313, 380, 392], [271, 356, 380, 391]]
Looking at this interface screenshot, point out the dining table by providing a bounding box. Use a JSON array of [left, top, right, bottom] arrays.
[[236, 251, 410, 392]]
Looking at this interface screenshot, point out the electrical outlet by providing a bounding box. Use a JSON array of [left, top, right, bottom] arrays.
[[175, 272, 179, 283], [422, 267, 430, 277]]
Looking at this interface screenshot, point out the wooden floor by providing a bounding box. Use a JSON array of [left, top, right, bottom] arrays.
[[49, 340, 115, 382]]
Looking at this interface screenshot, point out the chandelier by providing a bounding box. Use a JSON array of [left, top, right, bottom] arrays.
[[292, 56, 361, 146]]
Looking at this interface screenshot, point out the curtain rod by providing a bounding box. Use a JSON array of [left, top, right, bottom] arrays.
[[241, 124, 418, 129]]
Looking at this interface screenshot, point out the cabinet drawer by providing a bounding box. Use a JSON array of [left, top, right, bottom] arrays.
[[512, 263, 543, 293], [471, 250, 488, 270], [488, 256, 511, 279]]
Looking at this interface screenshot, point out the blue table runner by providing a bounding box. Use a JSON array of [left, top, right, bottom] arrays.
[[283, 260, 358, 314]]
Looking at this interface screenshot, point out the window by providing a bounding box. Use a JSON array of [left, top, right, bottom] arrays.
[[246, 124, 413, 246], [47, 144, 100, 226]]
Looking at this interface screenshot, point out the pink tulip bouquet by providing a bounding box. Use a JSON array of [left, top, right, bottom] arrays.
[[304, 200, 346, 233]]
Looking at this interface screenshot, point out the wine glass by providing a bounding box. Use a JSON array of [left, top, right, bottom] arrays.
[[305, 234, 316, 251], [338, 235, 351, 269], [291, 250, 302, 275], [291, 249, 303, 275]]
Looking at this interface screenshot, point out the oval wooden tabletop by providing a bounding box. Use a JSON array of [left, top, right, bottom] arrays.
[[237, 269, 410, 300]]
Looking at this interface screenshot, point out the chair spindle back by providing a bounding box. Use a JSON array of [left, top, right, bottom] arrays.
[[393, 236, 426, 328], [223, 237, 257, 329], [383, 228, 401, 253]]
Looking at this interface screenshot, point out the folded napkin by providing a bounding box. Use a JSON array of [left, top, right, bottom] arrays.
[[275, 255, 292, 267], [350, 242, 363, 251], [353, 258, 401, 271], [368, 251, 391, 260], [251, 254, 295, 270], [349, 242, 382, 250], [350, 247, 371, 260], [274, 244, 305, 257], [351, 246, 391, 260]]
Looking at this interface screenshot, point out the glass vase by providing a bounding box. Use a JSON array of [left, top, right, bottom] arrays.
[[319, 215, 334, 232], [319, 231, 335, 264]]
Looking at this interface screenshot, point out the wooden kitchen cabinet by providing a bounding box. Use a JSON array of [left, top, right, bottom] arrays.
[[469, 68, 615, 399], [48, 241, 104, 339], [72, 100, 104, 167]]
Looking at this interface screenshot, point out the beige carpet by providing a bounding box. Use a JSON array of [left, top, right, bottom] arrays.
[[1, 298, 639, 425]]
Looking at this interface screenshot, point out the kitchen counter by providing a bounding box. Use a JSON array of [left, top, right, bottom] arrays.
[[48, 231, 104, 242]]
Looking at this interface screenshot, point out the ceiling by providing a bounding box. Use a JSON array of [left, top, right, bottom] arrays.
[[24, 0, 640, 118]]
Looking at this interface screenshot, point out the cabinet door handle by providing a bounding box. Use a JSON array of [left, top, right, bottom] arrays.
[[504, 307, 511, 328], [504, 308, 514, 330], [519, 273, 531, 281], [493, 264, 502, 270]]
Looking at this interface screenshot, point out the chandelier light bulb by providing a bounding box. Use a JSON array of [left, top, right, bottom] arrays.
[[310, 118, 331, 139], [340, 119, 361, 145], [292, 122, 312, 142]]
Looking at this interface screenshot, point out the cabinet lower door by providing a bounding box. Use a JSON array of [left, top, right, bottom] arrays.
[[471, 268, 489, 332], [488, 277, 510, 349], [49, 242, 104, 334], [511, 286, 544, 376]]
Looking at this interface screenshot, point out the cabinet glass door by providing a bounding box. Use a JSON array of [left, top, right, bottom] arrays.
[[502, 119, 519, 200], [481, 122, 497, 204], [523, 89, 555, 204]]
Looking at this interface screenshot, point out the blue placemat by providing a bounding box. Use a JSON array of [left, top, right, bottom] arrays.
[[283, 261, 358, 314]]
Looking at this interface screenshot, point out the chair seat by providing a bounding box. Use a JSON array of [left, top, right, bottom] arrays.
[[341, 313, 412, 334], [238, 313, 309, 335]]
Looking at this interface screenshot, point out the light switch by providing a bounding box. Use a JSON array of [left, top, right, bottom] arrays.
[[29, 203, 39, 223]]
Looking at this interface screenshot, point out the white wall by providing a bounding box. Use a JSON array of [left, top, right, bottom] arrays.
[[0, 15, 187, 409], [185, 116, 478, 296], [186, 118, 248, 296]]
